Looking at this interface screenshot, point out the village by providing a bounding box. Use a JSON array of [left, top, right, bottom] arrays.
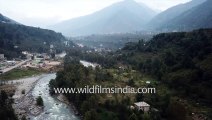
[[0, 51, 65, 74], [0, 49, 67, 119]]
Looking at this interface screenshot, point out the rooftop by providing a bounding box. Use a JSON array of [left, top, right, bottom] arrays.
[[134, 101, 150, 107]]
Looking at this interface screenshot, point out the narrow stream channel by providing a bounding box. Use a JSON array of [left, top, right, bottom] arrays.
[[30, 73, 79, 120]]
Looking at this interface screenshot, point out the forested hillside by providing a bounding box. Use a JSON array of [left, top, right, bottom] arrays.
[[0, 23, 72, 59], [120, 29, 212, 104], [60, 29, 212, 119]]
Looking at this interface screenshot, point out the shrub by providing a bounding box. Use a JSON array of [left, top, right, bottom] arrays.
[[21, 89, 25, 94], [36, 96, 44, 106]]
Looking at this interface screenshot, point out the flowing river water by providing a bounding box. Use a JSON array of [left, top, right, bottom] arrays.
[[9, 60, 96, 120], [30, 73, 79, 120]]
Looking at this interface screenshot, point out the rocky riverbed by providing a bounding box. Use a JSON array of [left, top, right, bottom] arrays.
[[10, 74, 79, 120], [12, 75, 45, 119]]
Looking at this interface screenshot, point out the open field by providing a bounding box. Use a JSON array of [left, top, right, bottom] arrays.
[[0, 68, 43, 80]]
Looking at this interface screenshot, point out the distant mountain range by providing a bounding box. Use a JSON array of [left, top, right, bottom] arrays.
[[148, 0, 212, 32], [49, 0, 157, 36], [1, 0, 212, 38], [165, 0, 212, 31], [147, 0, 206, 30], [49, 0, 212, 36]]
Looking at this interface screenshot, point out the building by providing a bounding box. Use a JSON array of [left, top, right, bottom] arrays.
[[7, 61, 16, 66], [134, 101, 150, 112]]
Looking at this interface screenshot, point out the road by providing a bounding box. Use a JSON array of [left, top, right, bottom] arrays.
[[2, 59, 30, 73]]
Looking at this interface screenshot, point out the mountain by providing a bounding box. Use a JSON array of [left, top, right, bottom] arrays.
[[72, 32, 153, 50], [0, 14, 73, 59], [0, 13, 19, 24], [50, 0, 157, 36], [163, 0, 212, 31], [147, 0, 207, 31]]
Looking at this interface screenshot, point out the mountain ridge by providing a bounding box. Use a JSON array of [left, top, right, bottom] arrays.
[[50, 0, 157, 36], [147, 0, 207, 31], [0, 13, 19, 24], [163, 0, 212, 31]]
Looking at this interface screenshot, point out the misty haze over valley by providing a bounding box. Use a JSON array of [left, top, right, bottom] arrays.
[[0, 0, 212, 120]]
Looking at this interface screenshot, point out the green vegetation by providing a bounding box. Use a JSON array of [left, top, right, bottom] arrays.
[[36, 96, 44, 106], [0, 68, 42, 80], [21, 115, 27, 120], [116, 29, 212, 119], [50, 59, 157, 120], [0, 22, 73, 59], [0, 90, 17, 120], [53, 29, 212, 120], [120, 29, 212, 101]]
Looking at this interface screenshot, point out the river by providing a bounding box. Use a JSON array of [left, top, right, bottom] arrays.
[[30, 73, 79, 120], [17, 60, 96, 120]]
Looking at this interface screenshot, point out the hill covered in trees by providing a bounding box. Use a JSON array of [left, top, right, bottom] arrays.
[[0, 22, 72, 59], [115, 28, 212, 118], [119, 29, 212, 107], [59, 28, 212, 119]]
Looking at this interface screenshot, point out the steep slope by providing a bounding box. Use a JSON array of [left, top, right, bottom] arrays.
[[0, 13, 19, 24], [163, 0, 212, 31], [147, 0, 206, 31], [0, 14, 73, 59], [119, 28, 212, 119], [50, 0, 156, 36]]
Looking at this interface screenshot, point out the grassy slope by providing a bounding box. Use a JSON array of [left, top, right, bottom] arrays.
[[0, 68, 42, 80]]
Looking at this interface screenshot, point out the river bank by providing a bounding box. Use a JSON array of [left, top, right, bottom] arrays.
[[56, 94, 80, 117], [30, 73, 79, 120], [1, 70, 81, 120], [0, 59, 96, 120], [12, 74, 45, 120]]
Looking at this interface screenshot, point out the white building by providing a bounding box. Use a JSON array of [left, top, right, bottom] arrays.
[[7, 61, 16, 66], [134, 101, 150, 112]]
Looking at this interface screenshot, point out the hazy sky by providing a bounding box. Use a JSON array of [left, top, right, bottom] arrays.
[[0, 0, 191, 27]]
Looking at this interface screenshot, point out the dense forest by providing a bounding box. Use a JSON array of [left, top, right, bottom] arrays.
[[52, 29, 212, 120], [50, 60, 151, 120], [0, 90, 17, 120], [0, 23, 72, 59], [119, 29, 212, 103]]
